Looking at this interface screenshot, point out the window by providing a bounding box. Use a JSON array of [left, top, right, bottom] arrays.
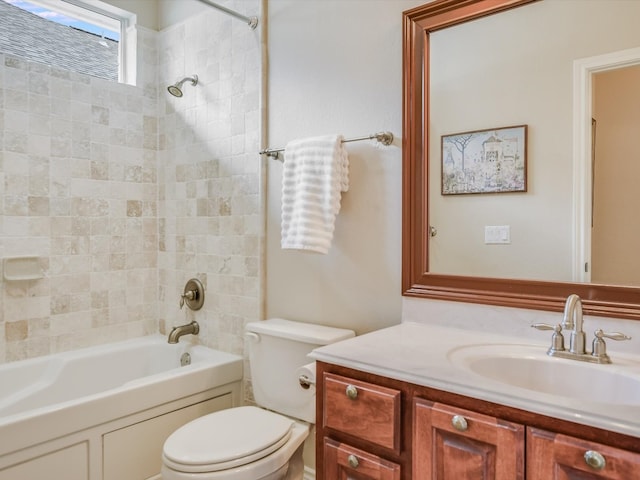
[[0, 0, 137, 84]]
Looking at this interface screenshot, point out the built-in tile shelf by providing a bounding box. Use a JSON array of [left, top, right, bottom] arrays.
[[3, 256, 43, 281]]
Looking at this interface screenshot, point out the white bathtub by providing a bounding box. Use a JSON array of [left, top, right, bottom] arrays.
[[0, 335, 243, 480]]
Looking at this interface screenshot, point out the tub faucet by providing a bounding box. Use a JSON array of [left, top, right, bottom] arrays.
[[562, 293, 585, 354], [168, 321, 199, 344]]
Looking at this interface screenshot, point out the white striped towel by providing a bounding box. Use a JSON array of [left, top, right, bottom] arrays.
[[281, 134, 349, 254]]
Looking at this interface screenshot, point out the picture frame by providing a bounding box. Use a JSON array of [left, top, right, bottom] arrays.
[[441, 124, 527, 195]]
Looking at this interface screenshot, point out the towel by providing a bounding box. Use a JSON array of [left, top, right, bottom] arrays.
[[281, 134, 349, 254]]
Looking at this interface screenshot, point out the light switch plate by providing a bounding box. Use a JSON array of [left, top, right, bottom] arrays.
[[485, 225, 511, 244]]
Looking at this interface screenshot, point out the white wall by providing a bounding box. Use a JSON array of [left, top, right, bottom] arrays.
[[266, 0, 424, 335], [267, 0, 640, 336], [157, 0, 209, 30], [104, 0, 158, 30]]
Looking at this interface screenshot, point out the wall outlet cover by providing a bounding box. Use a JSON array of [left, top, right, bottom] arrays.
[[484, 225, 511, 244]]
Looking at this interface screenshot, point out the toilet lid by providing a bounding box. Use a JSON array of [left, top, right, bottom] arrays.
[[163, 406, 294, 473]]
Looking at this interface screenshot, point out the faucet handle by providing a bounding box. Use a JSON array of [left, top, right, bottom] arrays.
[[179, 290, 196, 309], [531, 322, 556, 331], [531, 323, 565, 352], [591, 329, 631, 362], [595, 330, 632, 342], [179, 278, 205, 311]]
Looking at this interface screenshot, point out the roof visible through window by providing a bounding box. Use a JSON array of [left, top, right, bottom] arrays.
[[0, 0, 121, 81]]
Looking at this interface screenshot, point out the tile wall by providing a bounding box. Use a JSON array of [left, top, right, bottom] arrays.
[[0, 0, 262, 364], [156, 1, 262, 357]]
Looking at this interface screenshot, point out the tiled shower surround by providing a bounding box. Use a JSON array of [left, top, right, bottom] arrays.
[[0, 0, 262, 364], [157, 3, 262, 356]]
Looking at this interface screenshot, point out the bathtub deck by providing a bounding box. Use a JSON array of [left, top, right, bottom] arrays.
[[0, 335, 243, 480]]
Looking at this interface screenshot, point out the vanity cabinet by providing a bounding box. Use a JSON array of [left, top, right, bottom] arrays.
[[316, 362, 640, 480]]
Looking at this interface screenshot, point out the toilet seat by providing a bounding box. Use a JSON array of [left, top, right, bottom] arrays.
[[163, 406, 294, 474]]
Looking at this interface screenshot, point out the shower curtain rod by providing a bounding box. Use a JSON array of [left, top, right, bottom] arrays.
[[259, 132, 394, 159], [194, 0, 258, 29]]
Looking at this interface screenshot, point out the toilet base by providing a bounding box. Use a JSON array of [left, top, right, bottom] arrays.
[[282, 444, 304, 480]]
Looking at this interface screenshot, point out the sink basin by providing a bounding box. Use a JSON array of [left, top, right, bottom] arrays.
[[448, 344, 640, 405]]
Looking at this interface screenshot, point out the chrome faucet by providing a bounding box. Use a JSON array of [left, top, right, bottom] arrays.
[[532, 294, 631, 364], [167, 321, 199, 344], [562, 293, 586, 355]]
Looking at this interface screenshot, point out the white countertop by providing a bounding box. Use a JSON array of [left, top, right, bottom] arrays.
[[309, 321, 640, 438]]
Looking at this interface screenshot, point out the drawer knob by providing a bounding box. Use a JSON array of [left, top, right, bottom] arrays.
[[347, 454, 359, 469], [345, 384, 358, 400], [584, 450, 606, 470], [451, 414, 468, 432]]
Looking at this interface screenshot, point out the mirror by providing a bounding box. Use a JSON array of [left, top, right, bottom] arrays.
[[402, 0, 640, 319]]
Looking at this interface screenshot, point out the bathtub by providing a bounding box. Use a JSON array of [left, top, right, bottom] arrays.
[[0, 335, 243, 480]]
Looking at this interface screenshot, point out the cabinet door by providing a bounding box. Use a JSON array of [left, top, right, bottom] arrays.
[[413, 398, 524, 480], [527, 427, 640, 479], [324, 438, 401, 480], [0, 442, 88, 480]]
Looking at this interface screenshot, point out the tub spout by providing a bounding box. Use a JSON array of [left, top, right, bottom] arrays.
[[168, 321, 199, 344]]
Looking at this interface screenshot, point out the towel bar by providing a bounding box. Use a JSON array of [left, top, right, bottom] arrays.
[[259, 131, 393, 159]]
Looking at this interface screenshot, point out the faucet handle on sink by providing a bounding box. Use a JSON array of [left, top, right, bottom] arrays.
[[591, 329, 631, 363], [531, 323, 565, 353]]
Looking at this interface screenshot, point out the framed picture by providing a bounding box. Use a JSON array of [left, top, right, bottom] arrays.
[[441, 125, 527, 195]]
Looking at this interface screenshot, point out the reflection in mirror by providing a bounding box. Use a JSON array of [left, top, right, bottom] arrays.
[[591, 64, 640, 286], [402, 0, 640, 319], [427, 0, 640, 285]]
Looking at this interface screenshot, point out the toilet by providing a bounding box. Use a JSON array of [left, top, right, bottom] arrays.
[[161, 318, 355, 480]]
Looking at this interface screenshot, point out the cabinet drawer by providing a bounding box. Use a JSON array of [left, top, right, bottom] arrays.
[[324, 437, 401, 480], [323, 373, 401, 451]]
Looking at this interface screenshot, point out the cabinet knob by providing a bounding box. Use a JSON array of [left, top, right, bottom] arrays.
[[347, 454, 359, 469], [345, 384, 358, 400], [451, 414, 468, 432], [584, 450, 606, 470]]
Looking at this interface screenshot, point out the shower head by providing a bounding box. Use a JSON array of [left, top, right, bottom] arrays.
[[167, 75, 198, 97]]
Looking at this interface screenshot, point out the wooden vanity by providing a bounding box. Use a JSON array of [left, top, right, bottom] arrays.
[[310, 322, 640, 480], [316, 362, 640, 479], [362, 0, 640, 475]]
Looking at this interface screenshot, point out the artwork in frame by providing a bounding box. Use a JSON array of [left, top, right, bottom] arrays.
[[441, 125, 527, 195]]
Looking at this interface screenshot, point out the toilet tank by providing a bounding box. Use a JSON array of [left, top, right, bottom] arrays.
[[246, 318, 355, 423]]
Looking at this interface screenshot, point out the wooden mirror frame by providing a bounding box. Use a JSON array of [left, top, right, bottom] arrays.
[[402, 0, 640, 320]]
